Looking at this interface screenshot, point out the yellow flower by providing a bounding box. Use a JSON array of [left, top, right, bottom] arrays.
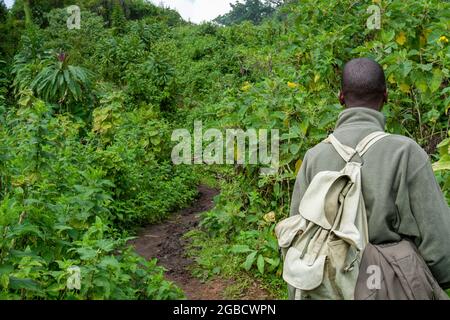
[[388, 74, 396, 84], [314, 73, 321, 83], [241, 81, 251, 92], [287, 81, 299, 89], [396, 32, 407, 45], [439, 36, 449, 44], [399, 83, 410, 93], [263, 211, 276, 223]]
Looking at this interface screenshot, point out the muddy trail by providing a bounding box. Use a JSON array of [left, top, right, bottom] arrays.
[[130, 185, 271, 300]]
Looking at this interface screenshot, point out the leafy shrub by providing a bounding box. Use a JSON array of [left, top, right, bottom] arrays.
[[0, 94, 195, 299]]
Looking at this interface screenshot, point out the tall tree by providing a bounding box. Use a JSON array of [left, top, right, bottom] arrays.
[[23, 0, 32, 25], [214, 0, 281, 26]]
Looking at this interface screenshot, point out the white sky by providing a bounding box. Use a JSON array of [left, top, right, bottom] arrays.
[[4, 0, 13, 8], [3, 0, 239, 24], [150, 0, 239, 23]]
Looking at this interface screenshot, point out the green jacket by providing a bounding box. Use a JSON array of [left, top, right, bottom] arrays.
[[290, 107, 450, 290]]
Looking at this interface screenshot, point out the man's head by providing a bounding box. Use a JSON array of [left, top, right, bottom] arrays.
[[339, 58, 387, 111]]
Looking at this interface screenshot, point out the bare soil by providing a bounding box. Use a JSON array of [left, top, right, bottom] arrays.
[[129, 185, 271, 300]]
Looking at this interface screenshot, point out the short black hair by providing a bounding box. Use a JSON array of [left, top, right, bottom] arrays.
[[341, 58, 386, 105]]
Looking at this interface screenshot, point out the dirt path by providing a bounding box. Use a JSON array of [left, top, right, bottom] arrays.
[[130, 185, 271, 300]]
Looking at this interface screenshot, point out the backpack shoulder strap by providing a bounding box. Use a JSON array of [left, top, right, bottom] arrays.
[[355, 131, 390, 157], [326, 131, 389, 163], [327, 134, 356, 162]]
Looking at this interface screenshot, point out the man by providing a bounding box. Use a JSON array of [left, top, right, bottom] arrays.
[[289, 57, 450, 299]]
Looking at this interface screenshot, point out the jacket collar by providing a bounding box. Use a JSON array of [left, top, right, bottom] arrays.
[[335, 107, 386, 131]]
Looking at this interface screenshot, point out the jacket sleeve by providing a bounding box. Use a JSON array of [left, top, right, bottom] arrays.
[[289, 152, 310, 217], [405, 160, 450, 289]]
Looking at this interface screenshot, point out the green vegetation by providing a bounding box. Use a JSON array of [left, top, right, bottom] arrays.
[[214, 0, 282, 25], [0, 0, 195, 299], [0, 0, 449, 299]]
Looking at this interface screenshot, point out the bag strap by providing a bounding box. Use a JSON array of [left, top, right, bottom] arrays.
[[327, 134, 356, 162], [327, 131, 389, 163], [355, 131, 390, 157]]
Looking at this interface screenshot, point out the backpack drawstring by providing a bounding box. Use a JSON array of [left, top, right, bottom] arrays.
[[300, 225, 320, 259], [343, 249, 360, 272]]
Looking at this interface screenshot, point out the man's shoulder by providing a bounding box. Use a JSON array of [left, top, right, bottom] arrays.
[[304, 140, 332, 159], [382, 134, 429, 159], [304, 133, 428, 161], [383, 133, 420, 146]]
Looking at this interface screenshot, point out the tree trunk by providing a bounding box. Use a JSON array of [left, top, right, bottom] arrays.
[[23, 0, 32, 26]]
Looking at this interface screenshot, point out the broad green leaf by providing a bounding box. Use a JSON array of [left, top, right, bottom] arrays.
[[264, 257, 280, 267], [9, 277, 41, 292], [242, 251, 257, 271], [257, 254, 265, 274], [432, 160, 450, 172], [230, 245, 253, 254], [429, 68, 444, 93]]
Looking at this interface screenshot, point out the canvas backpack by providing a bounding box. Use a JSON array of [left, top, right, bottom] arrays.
[[275, 131, 390, 300]]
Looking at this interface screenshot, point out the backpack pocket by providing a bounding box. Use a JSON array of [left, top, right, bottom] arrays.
[[275, 214, 307, 249], [283, 246, 327, 290], [327, 239, 348, 268], [328, 239, 360, 299]]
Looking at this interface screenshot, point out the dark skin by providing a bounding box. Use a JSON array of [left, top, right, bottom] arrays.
[[339, 90, 388, 111]]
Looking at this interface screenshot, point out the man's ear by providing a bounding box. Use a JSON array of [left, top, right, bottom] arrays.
[[383, 90, 388, 103], [339, 91, 345, 106]]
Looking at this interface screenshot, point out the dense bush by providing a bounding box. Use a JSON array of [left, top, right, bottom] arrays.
[[0, 98, 189, 299], [0, 0, 197, 299], [0, 0, 449, 299]]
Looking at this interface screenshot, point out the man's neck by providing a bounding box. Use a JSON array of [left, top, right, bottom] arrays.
[[335, 107, 386, 131], [345, 104, 382, 111]]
